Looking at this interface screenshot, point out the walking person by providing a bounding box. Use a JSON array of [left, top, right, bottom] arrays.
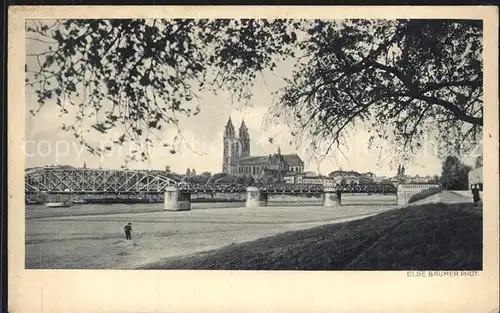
[[472, 184, 481, 207], [124, 222, 132, 240]]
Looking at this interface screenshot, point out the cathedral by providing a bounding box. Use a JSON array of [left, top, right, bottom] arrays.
[[222, 117, 304, 179], [396, 165, 406, 183]]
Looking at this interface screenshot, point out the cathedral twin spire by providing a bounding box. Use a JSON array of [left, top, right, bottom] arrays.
[[397, 164, 406, 176], [223, 116, 250, 173], [224, 116, 235, 137], [224, 116, 249, 139], [239, 119, 249, 139]]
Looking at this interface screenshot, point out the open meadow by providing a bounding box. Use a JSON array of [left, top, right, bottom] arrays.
[[25, 196, 399, 269]]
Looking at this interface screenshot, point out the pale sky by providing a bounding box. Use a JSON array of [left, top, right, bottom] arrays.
[[24, 20, 480, 177]]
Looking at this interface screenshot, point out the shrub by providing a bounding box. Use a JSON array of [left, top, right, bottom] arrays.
[[408, 187, 442, 203]]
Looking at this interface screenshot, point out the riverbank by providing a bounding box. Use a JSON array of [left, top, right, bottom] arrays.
[[141, 202, 482, 270], [26, 193, 394, 205], [25, 198, 247, 205], [25, 202, 398, 269]]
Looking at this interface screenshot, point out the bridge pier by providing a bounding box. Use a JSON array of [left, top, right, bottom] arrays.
[[397, 189, 406, 206], [396, 184, 440, 206], [323, 187, 340, 207], [246, 187, 268, 208], [164, 186, 191, 211]]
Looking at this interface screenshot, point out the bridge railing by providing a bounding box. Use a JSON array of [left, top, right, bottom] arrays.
[[397, 184, 440, 190], [337, 184, 398, 194], [178, 183, 248, 193], [177, 183, 397, 194]]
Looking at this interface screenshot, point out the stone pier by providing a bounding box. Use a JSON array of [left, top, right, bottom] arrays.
[[396, 184, 440, 206], [323, 187, 340, 207], [246, 187, 268, 208], [164, 186, 191, 211], [397, 189, 406, 206]]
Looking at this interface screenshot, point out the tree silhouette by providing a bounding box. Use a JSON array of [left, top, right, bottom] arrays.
[[26, 19, 299, 162], [440, 156, 471, 190], [270, 19, 483, 162], [26, 19, 482, 163]]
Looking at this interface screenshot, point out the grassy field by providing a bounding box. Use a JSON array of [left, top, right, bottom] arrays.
[[408, 187, 442, 203], [141, 202, 482, 270], [26, 201, 397, 269]]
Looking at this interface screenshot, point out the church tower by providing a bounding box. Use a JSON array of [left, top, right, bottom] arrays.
[[238, 119, 250, 158], [222, 117, 239, 174]]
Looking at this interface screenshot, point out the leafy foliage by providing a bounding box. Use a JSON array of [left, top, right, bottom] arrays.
[[244, 175, 256, 185], [214, 174, 240, 184], [408, 187, 442, 203], [26, 19, 299, 162], [474, 155, 483, 169], [440, 156, 472, 190], [180, 172, 256, 184], [235, 174, 256, 185], [407, 175, 440, 184], [26, 19, 483, 164], [271, 19, 483, 163], [185, 173, 211, 184]]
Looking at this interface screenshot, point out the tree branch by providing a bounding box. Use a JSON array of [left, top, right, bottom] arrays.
[[398, 92, 483, 126], [422, 78, 482, 92]]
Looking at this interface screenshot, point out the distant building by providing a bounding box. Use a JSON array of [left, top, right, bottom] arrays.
[[284, 175, 296, 184], [237, 152, 287, 177], [328, 170, 375, 185], [406, 175, 437, 184], [222, 117, 304, 179], [284, 172, 336, 186], [284, 170, 377, 187], [302, 175, 336, 187], [222, 117, 250, 174], [396, 165, 406, 183]]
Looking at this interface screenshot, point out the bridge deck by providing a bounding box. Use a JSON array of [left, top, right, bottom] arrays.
[[25, 167, 398, 195]]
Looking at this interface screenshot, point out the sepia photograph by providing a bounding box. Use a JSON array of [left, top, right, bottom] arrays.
[[8, 5, 499, 313], [23, 17, 486, 270]]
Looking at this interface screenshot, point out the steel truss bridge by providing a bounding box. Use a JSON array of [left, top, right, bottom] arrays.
[[25, 167, 180, 195], [25, 167, 397, 196], [177, 182, 326, 194]]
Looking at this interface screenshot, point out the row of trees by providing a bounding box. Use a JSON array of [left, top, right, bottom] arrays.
[[338, 177, 375, 185], [178, 170, 293, 185], [405, 176, 440, 184]]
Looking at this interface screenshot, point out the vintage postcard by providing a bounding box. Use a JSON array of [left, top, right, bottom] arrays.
[[8, 5, 499, 313]]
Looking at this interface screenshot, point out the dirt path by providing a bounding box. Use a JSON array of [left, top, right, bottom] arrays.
[[409, 190, 471, 205]]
